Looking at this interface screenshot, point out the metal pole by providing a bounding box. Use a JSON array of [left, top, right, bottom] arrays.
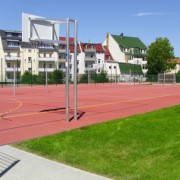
[[115, 64, 117, 84], [44, 61, 46, 86], [1, 58, 3, 88], [45, 66, 48, 93], [13, 65, 16, 96], [111, 64, 112, 83], [74, 20, 78, 121], [66, 18, 70, 122], [16, 58, 18, 87], [31, 59, 32, 87]]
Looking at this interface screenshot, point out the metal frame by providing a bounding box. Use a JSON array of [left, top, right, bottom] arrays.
[[28, 16, 78, 122]]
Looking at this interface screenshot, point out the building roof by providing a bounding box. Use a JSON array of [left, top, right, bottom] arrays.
[[80, 43, 104, 53], [103, 46, 114, 61], [59, 37, 80, 53], [112, 34, 147, 50], [168, 58, 180, 64]]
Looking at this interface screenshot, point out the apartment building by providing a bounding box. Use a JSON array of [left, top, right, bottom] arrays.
[[0, 30, 115, 82], [0, 30, 80, 82]]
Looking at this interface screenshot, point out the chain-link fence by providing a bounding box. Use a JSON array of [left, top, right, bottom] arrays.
[[1, 70, 180, 87]]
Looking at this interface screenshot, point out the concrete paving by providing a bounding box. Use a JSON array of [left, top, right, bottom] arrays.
[[0, 145, 111, 180]]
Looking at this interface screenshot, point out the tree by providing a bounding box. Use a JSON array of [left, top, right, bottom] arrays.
[[52, 69, 64, 84], [147, 37, 175, 75], [21, 71, 31, 84], [95, 70, 109, 83]]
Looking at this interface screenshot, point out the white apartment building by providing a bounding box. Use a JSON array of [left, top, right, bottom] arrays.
[[0, 30, 120, 83]]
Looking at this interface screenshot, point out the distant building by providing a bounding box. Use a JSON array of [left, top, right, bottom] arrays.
[[103, 33, 148, 76], [167, 58, 180, 74]]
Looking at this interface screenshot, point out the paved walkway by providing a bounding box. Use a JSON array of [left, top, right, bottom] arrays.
[[0, 146, 111, 180]]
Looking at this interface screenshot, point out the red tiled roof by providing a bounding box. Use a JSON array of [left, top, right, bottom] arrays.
[[168, 58, 180, 64], [80, 43, 104, 52], [103, 46, 114, 61], [59, 37, 75, 42], [59, 37, 80, 53]]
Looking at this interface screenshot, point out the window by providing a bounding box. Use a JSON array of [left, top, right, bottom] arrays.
[[114, 66, 116, 69], [7, 73, 11, 79], [28, 49, 32, 53], [7, 52, 11, 56], [6, 33, 12, 37], [7, 63, 10, 68], [98, 59, 100, 63], [28, 57, 32, 63], [44, 53, 46, 57], [49, 64, 52, 68], [7, 41, 19, 47], [109, 66, 111, 69], [28, 68, 32, 72]]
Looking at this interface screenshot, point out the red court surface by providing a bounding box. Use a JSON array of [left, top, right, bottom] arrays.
[[0, 83, 180, 145]]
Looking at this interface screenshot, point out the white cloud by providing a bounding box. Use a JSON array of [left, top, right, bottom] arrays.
[[134, 12, 166, 17]]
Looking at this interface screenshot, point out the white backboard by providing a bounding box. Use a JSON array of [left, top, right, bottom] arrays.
[[22, 13, 59, 42]]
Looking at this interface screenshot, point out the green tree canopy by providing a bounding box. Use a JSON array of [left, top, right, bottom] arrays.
[[52, 69, 64, 84], [147, 37, 175, 75]]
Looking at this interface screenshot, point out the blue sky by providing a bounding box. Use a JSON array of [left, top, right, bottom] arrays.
[[0, 0, 179, 57]]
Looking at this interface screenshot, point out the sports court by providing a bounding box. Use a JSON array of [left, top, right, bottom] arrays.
[[0, 83, 180, 145]]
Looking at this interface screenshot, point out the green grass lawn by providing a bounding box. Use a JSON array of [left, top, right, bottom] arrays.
[[14, 105, 180, 180]]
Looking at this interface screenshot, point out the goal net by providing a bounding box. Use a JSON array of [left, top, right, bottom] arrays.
[[158, 73, 176, 84]]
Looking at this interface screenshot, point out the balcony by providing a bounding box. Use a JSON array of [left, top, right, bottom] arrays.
[[39, 57, 55, 62], [59, 68, 66, 72], [6, 67, 21, 72], [142, 69, 148, 74], [58, 58, 66, 63], [5, 56, 20, 61], [84, 48, 96, 53], [128, 59, 147, 65], [58, 49, 66, 53], [84, 56, 96, 62], [39, 68, 54, 72]]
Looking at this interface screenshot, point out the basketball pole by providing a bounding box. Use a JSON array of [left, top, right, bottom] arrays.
[[66, 18, 70, 122], [13, 65, 16, 96], [74, 20, 78, 121], [45, 65, 48, 93]]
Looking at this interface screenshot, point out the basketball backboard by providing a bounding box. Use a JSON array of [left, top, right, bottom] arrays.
[[22, 13, 59, 43]]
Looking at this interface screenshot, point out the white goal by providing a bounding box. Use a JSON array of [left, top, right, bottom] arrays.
[[158, 73, 176, 84]]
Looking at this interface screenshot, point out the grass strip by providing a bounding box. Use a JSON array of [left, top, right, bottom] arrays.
[[14, 105, 180, 180]]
